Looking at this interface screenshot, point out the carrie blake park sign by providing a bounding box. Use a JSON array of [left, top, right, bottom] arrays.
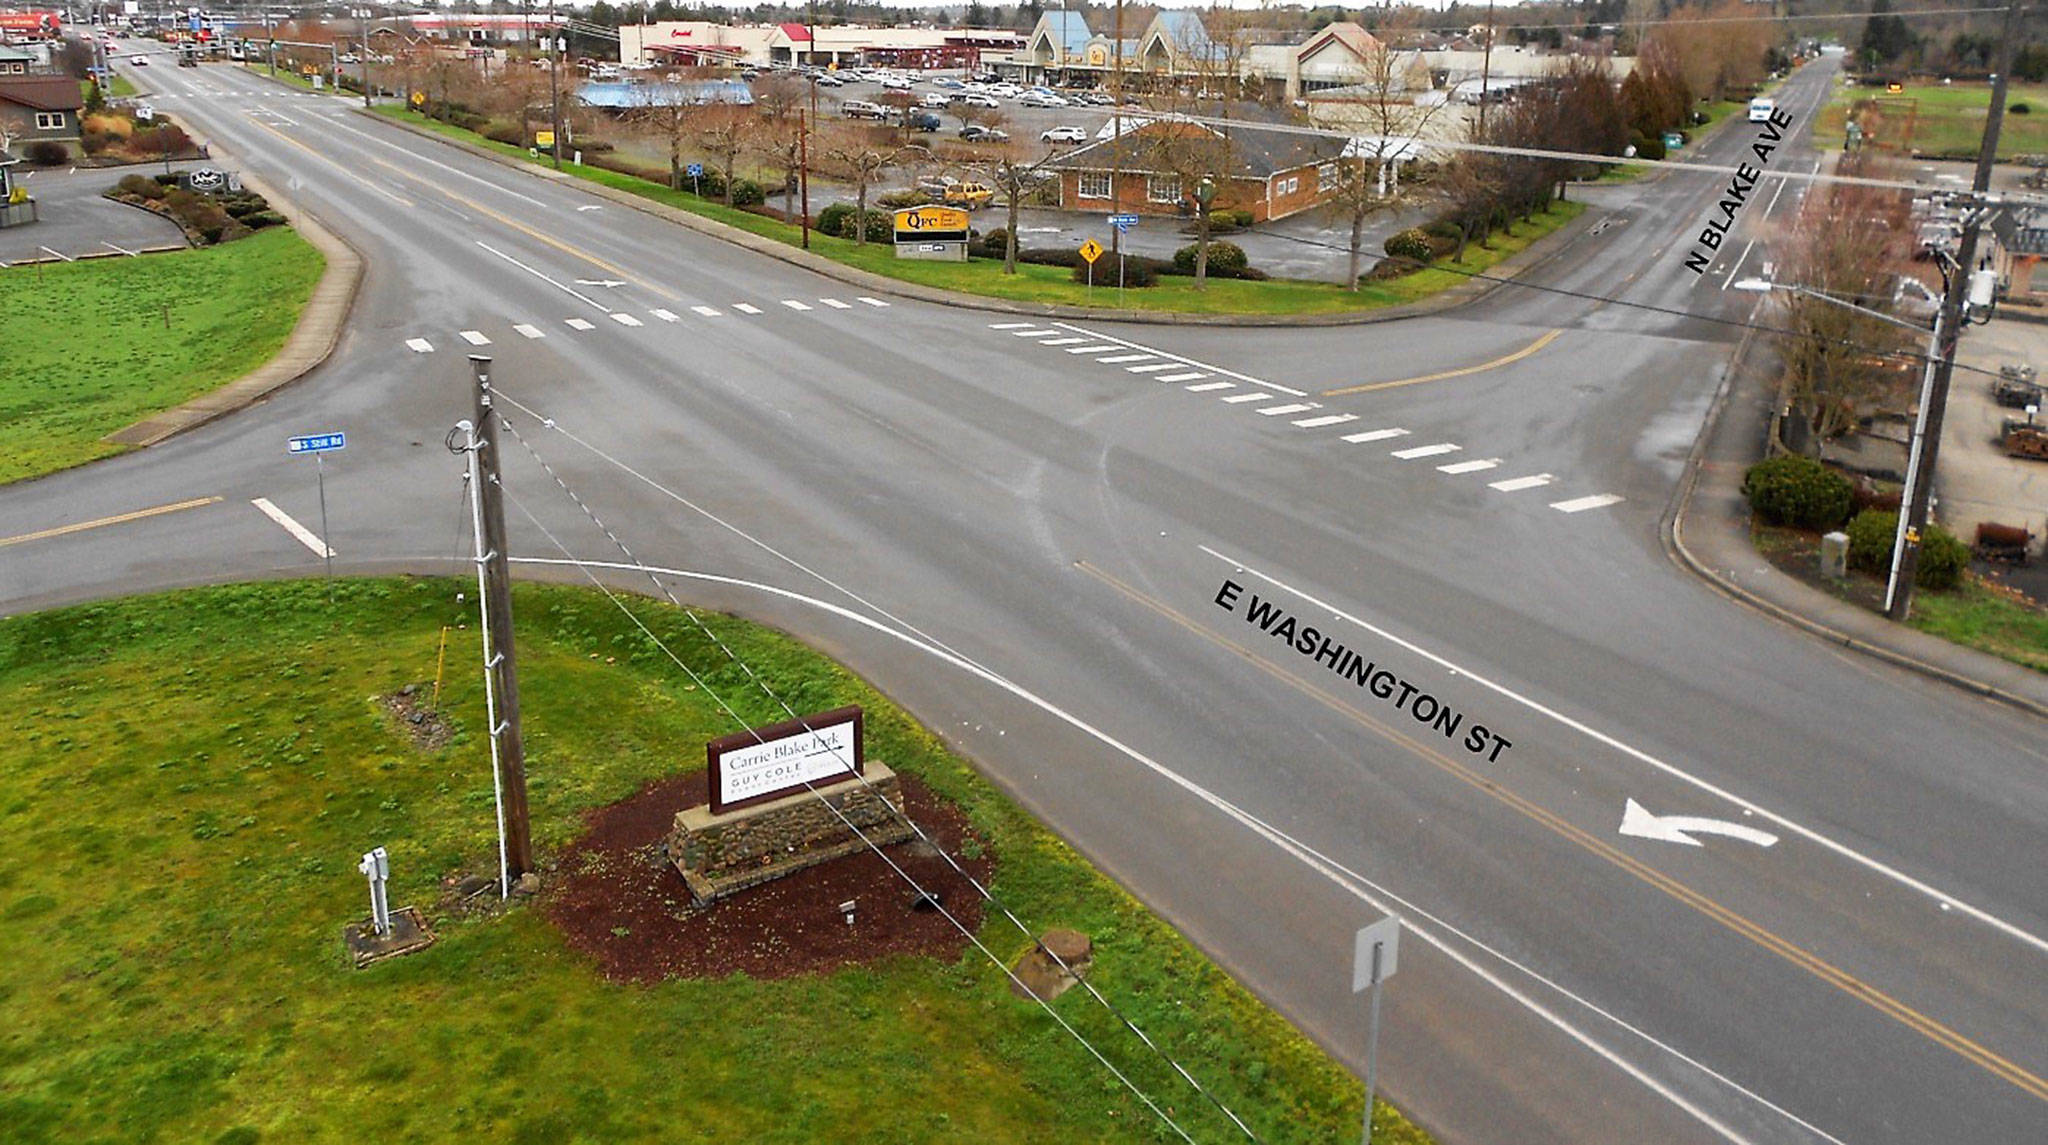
[[1682, 105, 1794, 276]]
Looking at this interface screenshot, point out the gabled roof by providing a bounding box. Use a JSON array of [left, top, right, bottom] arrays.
[[0, 74, 81, 112], [1048, 117, 1343, 179], [1143, 10, 1224, 63], [1298, 22, 1380, 66], [1032, 11, 1092, 57], [777, 23, 810, 43]]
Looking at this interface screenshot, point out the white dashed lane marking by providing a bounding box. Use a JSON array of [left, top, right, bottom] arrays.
[[1392, 443, 1460, 460], [458, 330, 490, 346], [1489, 474, 1555, 492], [512, 324, 544, 339], [1292, 414, 1357, 428], [405, 338, 434, 353], [1550, 494, 1625, 513], [1258, 403, 1317, 417], [1438, 458, 1501, 474], [565, 318, 596, 330], [1342, 428, 1409, 443]]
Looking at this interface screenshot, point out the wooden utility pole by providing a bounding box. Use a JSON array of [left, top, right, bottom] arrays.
[[468, 356, 535, 888]]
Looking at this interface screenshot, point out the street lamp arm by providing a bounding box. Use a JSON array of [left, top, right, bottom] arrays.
[[1733, 278, 1931, 333]]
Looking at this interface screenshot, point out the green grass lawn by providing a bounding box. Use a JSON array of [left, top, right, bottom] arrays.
[[375, 105, 1583, 315], [1818, 80, 2048, 157], [0, 227, 324, 485], [1909, 574, 2048, 673], [0, 579, 1428, 1144], [84, 75, 138, 100]]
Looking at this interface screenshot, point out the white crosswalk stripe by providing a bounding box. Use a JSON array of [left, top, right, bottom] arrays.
[[1550, 494, 1625, 513], [1065, 343, 1122, 353], [1126, 363, 1181, 374], [610, 312, 643, 326], [1489, 474, 1555, 492], [405, 338, 434, 353], [1392, 443, 1460, 460], [733, 303, 763, 314], [512, 324, 545, 339], [458, 330, 490, 346], [858, 297, 890, 307], [692, 305, 721, 317], [1040, 337, 1087, 346], [1156, 372, 1207, 383], [1258, 403, 1317, 416], [781, 299, 812, 311], [651, 309, 680, 322], [1342, 428, 1409, 443], [1220, 393, 1269, 404], [1292, 414, 1357, 428], [1186, 381, 1235, 392], [820, 298, 853, 309], [1096, 354, 1152, 364], [1013, 328, 1061, 337], [1438, 458, 1501, 474], [565, 318, 596, 330], [989, 321, 1035, 329]]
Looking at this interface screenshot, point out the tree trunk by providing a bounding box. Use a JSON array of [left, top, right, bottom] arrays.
[[1347, 200, 1364, 291], [1194, 203, 1210, 290], [670, 136, 682, 191], [1004, 186, 1019, 275], [855, 180, 867, 245], [721, 155, 736, 208]]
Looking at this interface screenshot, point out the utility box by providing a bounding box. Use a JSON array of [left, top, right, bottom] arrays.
[[1821, 531, 1849, 579]]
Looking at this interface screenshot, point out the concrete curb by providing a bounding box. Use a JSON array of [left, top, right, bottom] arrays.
[[101, 109, 364, 449], [366, 108, 1604, 328], [1660, 314, 2048, 720]]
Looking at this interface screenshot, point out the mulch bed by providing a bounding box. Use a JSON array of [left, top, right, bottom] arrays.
[[543, 770, 993, 984]]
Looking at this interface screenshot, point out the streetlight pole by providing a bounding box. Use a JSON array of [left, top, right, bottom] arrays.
[[548, 0, 563, 171]]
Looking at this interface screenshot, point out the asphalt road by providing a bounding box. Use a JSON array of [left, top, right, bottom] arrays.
[[4, 48, 2042, 1145]]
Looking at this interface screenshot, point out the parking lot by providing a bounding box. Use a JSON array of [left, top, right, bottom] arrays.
[[0, 162, 196, 265]]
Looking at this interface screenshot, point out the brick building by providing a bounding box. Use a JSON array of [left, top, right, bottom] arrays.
[[1043, 117, 1345, 222]]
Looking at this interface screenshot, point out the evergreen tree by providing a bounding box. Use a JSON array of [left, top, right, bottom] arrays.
[[1860, 0, 1914, 68]]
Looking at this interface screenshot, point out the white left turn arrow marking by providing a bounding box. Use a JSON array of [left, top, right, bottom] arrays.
[[1620, 799, 1778, 848]]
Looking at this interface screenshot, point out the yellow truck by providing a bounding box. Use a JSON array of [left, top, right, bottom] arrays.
[[943, 181, 994, 210]]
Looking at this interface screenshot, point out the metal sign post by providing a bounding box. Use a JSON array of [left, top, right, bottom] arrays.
[[359, 847, 391, 936], [1078, 238, 1102, 299], [1351, 915, 1401, 1145], [687, 162, 703, 197], [1108, 214, 1137, 307], [287, 432, 345, 594]]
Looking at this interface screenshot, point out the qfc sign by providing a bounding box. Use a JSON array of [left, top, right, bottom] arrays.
[[892, 205, 968, 262], [287, 432, 346, 454]]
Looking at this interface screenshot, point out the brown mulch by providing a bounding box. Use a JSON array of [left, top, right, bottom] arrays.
[[542, 770, 993, 984]]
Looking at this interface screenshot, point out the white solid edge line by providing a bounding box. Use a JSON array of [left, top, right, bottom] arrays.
[[1054, 320, 1307, 397], [1195, 543, 2048, 959], [506, 554, 1819, 1145], [250, 497, 333, 558]]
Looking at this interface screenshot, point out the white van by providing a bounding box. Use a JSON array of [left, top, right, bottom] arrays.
[[1747, 97, 1776, 123]]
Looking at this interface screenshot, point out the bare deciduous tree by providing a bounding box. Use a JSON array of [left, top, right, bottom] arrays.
[[820, 125, 925, 245]]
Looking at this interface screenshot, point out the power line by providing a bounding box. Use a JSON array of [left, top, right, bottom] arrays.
[[1377, 3, 2018, 37], [488, 410, 1256, 1141]]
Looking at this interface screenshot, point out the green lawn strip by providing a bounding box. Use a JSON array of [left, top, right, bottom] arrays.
[[0, 579, 1431, 1144], [1908, 575, 2048, 673], [1816, 81, 2048, 157], [372, 104, 1580, 315], [0, 227, 325, 485]]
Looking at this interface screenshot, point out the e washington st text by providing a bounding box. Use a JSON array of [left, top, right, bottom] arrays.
[[1215, 580, 1513, 762]]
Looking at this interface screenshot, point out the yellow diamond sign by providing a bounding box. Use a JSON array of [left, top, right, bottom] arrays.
[[1078, 239, 1104, 264]]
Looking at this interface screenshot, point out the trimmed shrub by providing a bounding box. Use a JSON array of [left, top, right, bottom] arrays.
[[875, 189, 925, 209], [727, 178, 764, 207], [816, 202, 856, 237], [858, 209, 893, 242], [484, 122, 525, 146], [1173, 240, 1249, 276], [1741, 455, 1854, 530], [114, 173, 165, 200], [1071, 255, 1159, 287], [1422, 219, 1463, 240], [2012, 102, 2032, 114], [26, 140, 67, 166], [242, 210, 288, 229], [1843, 509, 1966, 587], [1383, 228, 1433, 265], [977, 226, 1009, 257], [1230, 208, 1256, 229], [1633, 135, 1667, 161]]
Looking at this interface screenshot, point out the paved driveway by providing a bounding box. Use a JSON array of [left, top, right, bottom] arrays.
[[0, 161, 195, 264]]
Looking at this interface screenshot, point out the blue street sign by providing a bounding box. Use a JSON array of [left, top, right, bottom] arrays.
[[287, 432, 346, 455], [686, 163, 703, 177], [1108, 213, 1140, 232]]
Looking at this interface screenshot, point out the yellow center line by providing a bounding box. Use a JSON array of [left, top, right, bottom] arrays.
[[0, 496, 223, 549], [1324, 329, 1563, 397], [243, 118, 414, 207], [1073, 558, 2048, 1104]]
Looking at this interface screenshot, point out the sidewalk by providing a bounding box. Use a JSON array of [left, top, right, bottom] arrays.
[[1665, 326, 2048, 718]]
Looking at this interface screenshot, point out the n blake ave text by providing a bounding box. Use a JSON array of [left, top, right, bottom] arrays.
[[1682, 106, 1793, 276], [1215, 580, 1512, 761]]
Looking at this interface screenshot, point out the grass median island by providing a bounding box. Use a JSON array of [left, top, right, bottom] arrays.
[[0, 578, 1430, 1144], [373, 104, 1581, 315], [0, 226, 324, 485]]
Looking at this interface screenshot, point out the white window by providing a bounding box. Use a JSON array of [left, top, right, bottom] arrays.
[[1277, 175, 1299, 196], [36, 111, 65, 130], [1317, 163, 1338, 189], [1077, 171, 1112, 199], [1146, 174, 1181, 203]]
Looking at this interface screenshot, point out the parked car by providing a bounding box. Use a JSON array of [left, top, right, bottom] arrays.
[[908, 111, 942, 132], [842, 100, 888, 120], [128, 53, 146, 65], [933, 77, 964, 89], [1041, 125, 1087, 143], [959, 92, 999, 108], [880, 74, 913, 90], [1020, 92, 1069, 108], [815, 73, 846, 87], [944, 181, 995, 209], [921, 92, 951, 107]]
